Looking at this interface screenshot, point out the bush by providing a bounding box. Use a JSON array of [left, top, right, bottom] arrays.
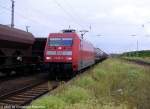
[[74, 76, 96, 88], [29, 96, 66, 109], [59, 86, 90, 104]]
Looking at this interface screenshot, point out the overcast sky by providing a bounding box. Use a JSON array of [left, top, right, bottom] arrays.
[[0, 0, 150, 53]]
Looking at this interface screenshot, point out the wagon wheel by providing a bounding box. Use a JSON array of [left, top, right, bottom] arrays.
[[12, 50, 23, 64], [11, 51, 23, 75], [4, 69, 12, 76]]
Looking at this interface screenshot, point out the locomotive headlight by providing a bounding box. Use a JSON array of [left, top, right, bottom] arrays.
[[46, 57, 51, 60], [66, 57, 72, 60], [58, 47, 62, 50]]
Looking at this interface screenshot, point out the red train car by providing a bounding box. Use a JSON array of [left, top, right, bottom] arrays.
[[44, 29, 95, 77]]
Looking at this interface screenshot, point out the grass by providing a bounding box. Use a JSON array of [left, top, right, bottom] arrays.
[[29, 58, 150, 109]]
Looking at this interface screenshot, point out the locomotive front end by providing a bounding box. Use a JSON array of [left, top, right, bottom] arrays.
[[45, 37, 73, 63], [44, 33, 75, 78]]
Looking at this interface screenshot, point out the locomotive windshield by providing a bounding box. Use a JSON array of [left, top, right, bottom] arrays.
[[49, 38, 73, 46]]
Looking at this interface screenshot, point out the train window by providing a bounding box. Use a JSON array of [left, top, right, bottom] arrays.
[[49, 38, 61, 46], [62, 38, 73, 46], [49, 38, 73, 46]]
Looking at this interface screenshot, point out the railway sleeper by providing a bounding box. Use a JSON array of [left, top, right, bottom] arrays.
[[1, 99, 25, 105], [17, 93, 39, 97], [7, 97, 30, 101], [31, 86, 49, 90], [21, 91, 48, 96], [31, 87, 48, 90], [30, 90, 49, 93], [14, 95, 36, 99], [1, 99, 26, 104], [17, 92, 44, 97], [25, 90, 48, 94]]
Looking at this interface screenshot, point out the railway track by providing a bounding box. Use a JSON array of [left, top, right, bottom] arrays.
[[122, 58, 150, 66], [0, 81, 59, 108], [0, 73, 49, 96]]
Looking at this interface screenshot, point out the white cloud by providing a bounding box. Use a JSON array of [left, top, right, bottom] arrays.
[[111, 5, 150, 24]]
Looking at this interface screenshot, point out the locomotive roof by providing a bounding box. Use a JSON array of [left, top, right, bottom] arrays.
[[49, 31, 93, 44]]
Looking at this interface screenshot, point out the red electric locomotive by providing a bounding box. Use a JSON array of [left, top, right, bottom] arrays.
[[44, 29, 95, 78]]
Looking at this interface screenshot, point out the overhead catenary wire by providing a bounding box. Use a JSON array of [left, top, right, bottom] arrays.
[[63, 0, 92, 32], [51, 0, 86, 29], [0, 5, 36, 23], [63, 0, 83, 21], [0, 5, 52, 29], [15, 0, 87, 30], [0, 0, 85, 29], [0, 5, 11, 11], [0, 0, 90, 32], [63, 0, 89, 27]]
